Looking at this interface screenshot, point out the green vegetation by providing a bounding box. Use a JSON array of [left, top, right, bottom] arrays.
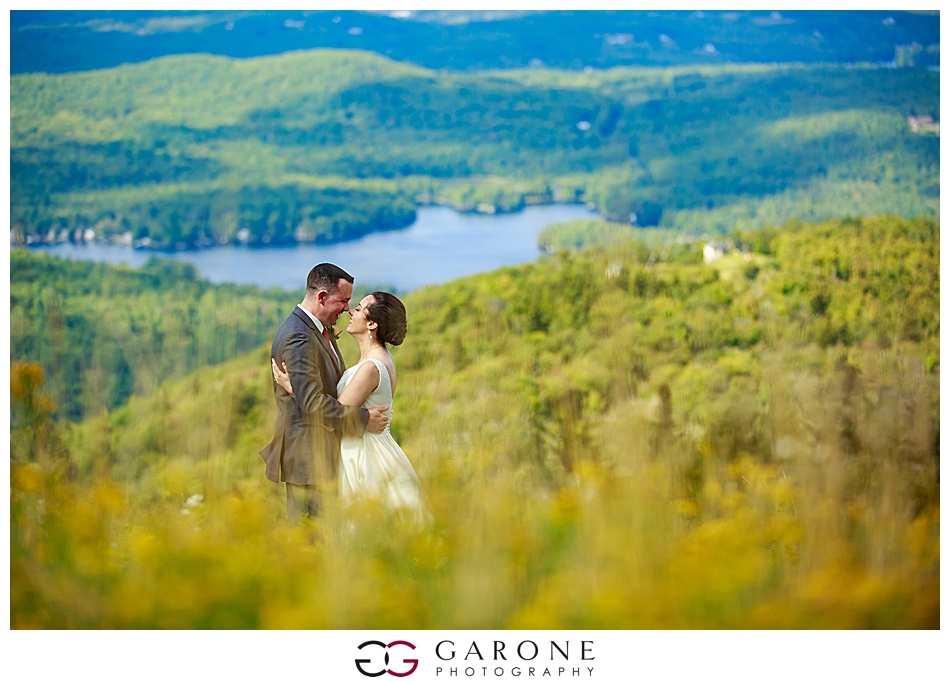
[[9, 251, 299, 420], [538, 218, 641, 251], [11, 215, 938, 628], [11, 51, 939, 250]]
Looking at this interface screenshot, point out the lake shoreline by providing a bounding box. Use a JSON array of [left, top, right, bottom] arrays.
[[11, 200, 594, 254], [15, 203, 597, 293]]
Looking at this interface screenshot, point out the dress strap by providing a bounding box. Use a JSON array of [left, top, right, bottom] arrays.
[[367, 357, 390, 384], [364, 357, 392, 397]]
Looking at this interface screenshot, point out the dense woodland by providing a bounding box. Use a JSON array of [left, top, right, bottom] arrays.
[[11, 215, 939, 627], [10, 253, 299, 420], [11, 50, 939, 249]]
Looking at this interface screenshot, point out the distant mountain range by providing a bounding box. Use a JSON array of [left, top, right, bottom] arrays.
[[11, 9, 940, 75], [10, 10, 941, 251]]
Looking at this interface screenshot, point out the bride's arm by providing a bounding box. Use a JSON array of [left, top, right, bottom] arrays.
[[272, 358, 294, 395], [272, 357, 376, 405], [272, 355, 387, 434], [338, 361, 381, 407]]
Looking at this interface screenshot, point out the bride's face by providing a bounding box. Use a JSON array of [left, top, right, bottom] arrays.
[[346, 295, 377, 336]]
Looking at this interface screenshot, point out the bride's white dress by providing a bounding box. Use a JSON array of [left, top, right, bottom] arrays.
[[338, 358, 424, 513]]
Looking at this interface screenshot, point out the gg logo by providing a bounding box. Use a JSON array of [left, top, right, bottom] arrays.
[[355, 640, 419, 677]]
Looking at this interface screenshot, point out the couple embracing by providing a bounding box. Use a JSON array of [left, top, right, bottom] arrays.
[[260, 263, 424, 525]]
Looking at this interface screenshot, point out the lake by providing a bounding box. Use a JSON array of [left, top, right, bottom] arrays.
[[24, 203, 595, 292]]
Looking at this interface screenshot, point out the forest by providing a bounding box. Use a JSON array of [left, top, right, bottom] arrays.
[[10, 214, 939, 628], [11, 50, 939, 250], [9, 252, 300, 420]]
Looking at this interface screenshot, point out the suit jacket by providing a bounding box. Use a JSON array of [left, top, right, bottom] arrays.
[[260, 307, 369, 485]]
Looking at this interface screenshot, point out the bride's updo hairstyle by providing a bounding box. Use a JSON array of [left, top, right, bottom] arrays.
[[366, 291, 408, 346]]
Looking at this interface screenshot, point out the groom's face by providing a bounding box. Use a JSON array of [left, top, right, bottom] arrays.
[[321, 279, 353, 326]]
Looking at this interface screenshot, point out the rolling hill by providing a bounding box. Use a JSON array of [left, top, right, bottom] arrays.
[[11, 49, 939, 249], [11, 214, 939, 628]]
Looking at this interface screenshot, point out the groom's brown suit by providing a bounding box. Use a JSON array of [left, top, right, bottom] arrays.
[[260, 306, 368, 506]]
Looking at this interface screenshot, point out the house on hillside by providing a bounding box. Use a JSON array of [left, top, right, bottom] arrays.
[[703, 241, 729, 264], [908, 115, 939, 135]]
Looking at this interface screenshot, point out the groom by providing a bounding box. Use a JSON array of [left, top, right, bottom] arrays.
[[261, 262, 389, 524]]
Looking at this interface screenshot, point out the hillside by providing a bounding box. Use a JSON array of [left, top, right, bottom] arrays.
[[11, 50, 940, 250], [11, 215, 939, 628], [9, 252, 300, 420], [12, 9, 940, 75]]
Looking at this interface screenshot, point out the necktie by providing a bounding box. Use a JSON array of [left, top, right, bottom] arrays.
[[322, 327, 338, 362]]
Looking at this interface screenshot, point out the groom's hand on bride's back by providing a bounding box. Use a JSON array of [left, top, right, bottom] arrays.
[[367, 406, 390, 434]]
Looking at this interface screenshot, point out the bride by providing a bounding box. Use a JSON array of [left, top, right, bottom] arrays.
[[272, 291, 425, 515]]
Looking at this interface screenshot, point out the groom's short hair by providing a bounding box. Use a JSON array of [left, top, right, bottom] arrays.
[[307, 263, 354, 296]]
